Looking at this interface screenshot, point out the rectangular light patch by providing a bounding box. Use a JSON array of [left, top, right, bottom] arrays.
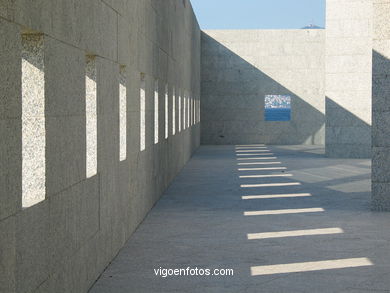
[[247, 228, 343, 240], [251, 258, 373, 276], [244, 208, 324, 216]]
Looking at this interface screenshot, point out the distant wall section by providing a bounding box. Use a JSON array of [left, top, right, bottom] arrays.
[[200, 29, 325, 145]]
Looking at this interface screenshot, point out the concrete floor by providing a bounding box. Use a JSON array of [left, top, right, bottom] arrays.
[[90, 145, 390, 293]]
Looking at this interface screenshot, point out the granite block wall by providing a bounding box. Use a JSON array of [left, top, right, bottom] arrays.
[[200, 30, 325, 145], [372, 0, 390, 210], [325, 0, 373, 158], [0, 0, 201, 292]]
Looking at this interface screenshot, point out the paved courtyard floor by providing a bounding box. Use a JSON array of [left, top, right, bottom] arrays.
[[90, 145, 390, 293]]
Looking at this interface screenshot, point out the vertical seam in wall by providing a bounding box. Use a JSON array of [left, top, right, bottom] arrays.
[[98, 172, 101, 230], [115, 11, 119, 63]]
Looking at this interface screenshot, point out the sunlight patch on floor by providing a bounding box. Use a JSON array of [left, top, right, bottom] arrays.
[[251, 258, 373, 276], [247, 228, 343, 240], [239, 173, 292, 178], [238, 167, 287, 171], [244, 208, 324, 216], [240, 182, 301, 188], [242, 193, 311, 199]]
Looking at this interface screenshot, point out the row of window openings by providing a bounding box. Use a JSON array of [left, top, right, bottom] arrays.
[[140, 78, 200, 151], [21, 35, 200, 209]]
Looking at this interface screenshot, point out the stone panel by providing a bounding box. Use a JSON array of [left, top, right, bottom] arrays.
[[325, 0, 372, 158]]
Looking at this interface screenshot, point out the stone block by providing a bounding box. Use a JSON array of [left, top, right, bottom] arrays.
[[373, 110, 390, 147], [0, 19, 21, 120], [373, 39, 390, 57], [128, 109, 140, 155], [326, 0, 372, 21], [325, 143, 371, 158], [326, 126, 371, 144], [327, 19, 372, 38], [372, 183, 390, 211], [326, 37, 372, 56], [14, 0, 53, 36], [45, 37, 85, 117], [372, 77, 390, 112], [118, 16, 138, 68], [77, 0, 118, 60], [0, 0, 14, 20], [0, 216, 15, 293], [372, 147, 390, 182], [16, 201, 49, 293], [46, 116, 85, 197], [48, 177, 99, 271], [373, 2, 390, 40], [0, 119, 21, 220], [326, 72, 372, 92], [97, 58, 119, 117], [326, 55, 372, 74]]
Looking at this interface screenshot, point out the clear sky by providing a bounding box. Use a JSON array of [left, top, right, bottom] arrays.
[[190, 0, 325, 30]]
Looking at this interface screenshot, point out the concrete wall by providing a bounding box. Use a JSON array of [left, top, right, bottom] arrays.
[[201, 30, 325, 145], [372, 0, 390, 210], [0, 0, 200, 292], [325, 0, 372, 158]]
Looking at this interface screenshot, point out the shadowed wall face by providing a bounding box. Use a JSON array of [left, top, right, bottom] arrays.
[[372, 0, 390, 210], [201, 30, 325, 145], [325, 0, 372, 158]]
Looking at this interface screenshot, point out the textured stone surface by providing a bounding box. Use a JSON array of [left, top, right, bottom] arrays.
[[325, 0, 373, 158], [4, 0, 390, 292], [0, 0, 201, 292], [45, 37, 86, 196], [0, 216, 15, 293], [48, 177, 99, 271], [0, 119, 21, 221], [119, 67, 127, 161], [21, 34, 46, 208], [0, 18, 20, 120], [0, 15, 22, 222], [16, 202, 49, 293], [46, 115, 86, 195], [86, 56, 97, 179], [372, 0, 390, 210], [372, 183, 390, 211], [45, 37, 85, 116], [201, 29, 325, 145]]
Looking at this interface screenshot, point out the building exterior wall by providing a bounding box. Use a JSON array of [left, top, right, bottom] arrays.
[[372, 0, 390, 210], [200, 29, 325, 145], [325, 0, 373, 158], [0, 0, 201, 292]]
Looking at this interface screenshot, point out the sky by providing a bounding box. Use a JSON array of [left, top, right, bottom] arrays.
[[190, 0, 325, 30]]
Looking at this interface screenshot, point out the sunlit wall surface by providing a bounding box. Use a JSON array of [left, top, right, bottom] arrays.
[[22, 34, 46, 208]]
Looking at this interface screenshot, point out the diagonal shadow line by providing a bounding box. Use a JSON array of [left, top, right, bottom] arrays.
[[325, 97, 371, 158], [200, 31, 325, 145], [200, 31, 372, 156]]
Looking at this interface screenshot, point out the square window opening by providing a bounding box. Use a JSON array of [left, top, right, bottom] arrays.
[[264, 95, 291, 121]]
